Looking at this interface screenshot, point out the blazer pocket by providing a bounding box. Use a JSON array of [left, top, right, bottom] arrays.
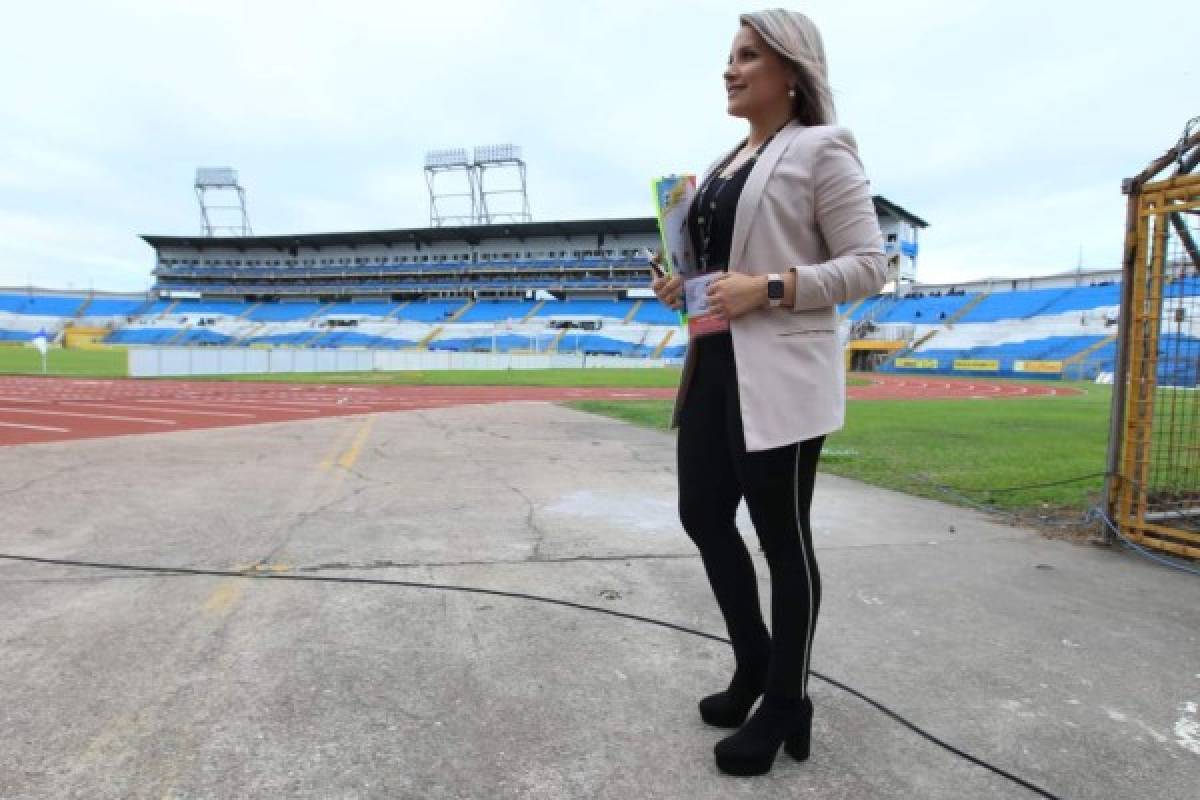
[[778, 328, 836, 338]]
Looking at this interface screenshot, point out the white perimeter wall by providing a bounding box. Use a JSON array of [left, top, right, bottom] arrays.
[[129, 347, 675, 377]]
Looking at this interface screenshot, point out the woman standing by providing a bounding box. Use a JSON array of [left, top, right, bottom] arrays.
[[651, 10, 887, 777]]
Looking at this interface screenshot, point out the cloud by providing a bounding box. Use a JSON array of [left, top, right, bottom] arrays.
[[0, 0, 1194, 291], [916, 179, 1131, 282], [0, 141, 111, 193], [0, 210, 152, 291]]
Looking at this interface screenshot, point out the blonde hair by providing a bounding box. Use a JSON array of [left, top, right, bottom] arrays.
[[739, 9, 835, 126]]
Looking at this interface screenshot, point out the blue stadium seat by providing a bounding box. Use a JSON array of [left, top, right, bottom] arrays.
[[634, 303, 680, 325], [324, 332, 370, 348], [884, 335, 1115, 376], [1156, 333, 1200, 387], [956, 288, 1070, 323], [457, 301, 538, 323], [843, 295, 885, 321], [247, 303, 322, 322], [144, 300, 175, 315], [241, 332, 313, 347], [172, 300, 250, 316], [1029, 284, 1123, 316], [320, 302, 397, 318], [0, 294, 84, 316], [0, 295, 29, 313], [555, 334, 636, 356], [177, 329, 236, 345], [395, 301, 467, 322], [875, 293, 980, 324], [104, 329, 181, 345], [82, 298, 147, 316], [534, 300, 633, 320]]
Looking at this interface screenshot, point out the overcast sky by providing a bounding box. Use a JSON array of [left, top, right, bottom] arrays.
[[1, 0, 1194, 293]]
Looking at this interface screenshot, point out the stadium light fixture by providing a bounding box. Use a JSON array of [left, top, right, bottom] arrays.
[[194, 167, 252, 237], [473, 144, 521, 164], [195, 167, 240, 188], [425, 149, 470, 169]]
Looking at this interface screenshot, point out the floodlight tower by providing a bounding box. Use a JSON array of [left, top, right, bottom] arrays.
[[194, 167, 253, 237], [473, 144, 531, 224], [425, 148, 477, 227]]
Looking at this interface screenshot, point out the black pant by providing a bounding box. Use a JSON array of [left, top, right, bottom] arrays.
[[676, 333, 824, 700]]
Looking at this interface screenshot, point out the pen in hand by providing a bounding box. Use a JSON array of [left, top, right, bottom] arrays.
[[642, 248, 666, 278], [644, 249, 683, 311]]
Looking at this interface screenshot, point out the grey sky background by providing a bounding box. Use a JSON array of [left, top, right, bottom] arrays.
[[0, 0, 1193, 293]]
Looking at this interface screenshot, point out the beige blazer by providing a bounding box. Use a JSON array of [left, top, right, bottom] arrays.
[[670, 121, 888, 451]]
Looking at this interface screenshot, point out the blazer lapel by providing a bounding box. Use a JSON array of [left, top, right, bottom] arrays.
[[729, 121, 802, 273]]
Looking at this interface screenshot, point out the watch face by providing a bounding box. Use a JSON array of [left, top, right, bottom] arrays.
[[768, 279, 784, 300]]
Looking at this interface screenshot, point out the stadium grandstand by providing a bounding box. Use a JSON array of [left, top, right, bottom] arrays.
[[2, 199, 1196, 385], [0, 199, 921, 362]]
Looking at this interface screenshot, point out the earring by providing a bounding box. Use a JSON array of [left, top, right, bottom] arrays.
[[788, 87, 796, 98]]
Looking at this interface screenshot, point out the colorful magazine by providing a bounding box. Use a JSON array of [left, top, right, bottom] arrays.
[[651, 174, 698, 279], [651, 174, 729, 338]]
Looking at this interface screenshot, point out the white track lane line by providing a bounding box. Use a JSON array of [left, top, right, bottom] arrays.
[[6, 396, 257, 419], [147, 393, 377, 406], [0, 407, 177, 425], [43, 401, 258, 418], [226, 398, 379, 408], [131, 399, 324, 414], [0, 421, 71, 432]]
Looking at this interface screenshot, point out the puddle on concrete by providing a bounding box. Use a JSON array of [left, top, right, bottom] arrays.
[[543, 490, 678, 534]]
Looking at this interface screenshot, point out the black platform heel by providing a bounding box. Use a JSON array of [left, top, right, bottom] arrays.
[[698, 680, 764, 728], [713, 695, 813, 776]]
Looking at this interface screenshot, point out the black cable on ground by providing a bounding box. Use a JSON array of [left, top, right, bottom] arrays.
[[908, 471, 1104, 531], [932, 471, 1109, 495], [915, 473, 1200, 578], [0, 551, 1062, 800], [1088, 507, 1200, 578]]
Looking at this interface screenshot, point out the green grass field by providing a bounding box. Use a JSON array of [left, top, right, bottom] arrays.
[[184, 369, 871, 389], [0, 346, 128, 377], [568, 382, 1112, 516], [0, 344, 1109, 517]]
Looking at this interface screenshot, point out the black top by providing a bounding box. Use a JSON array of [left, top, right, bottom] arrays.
[[687, 155, 755, 274], [687, 126, 786, 274]]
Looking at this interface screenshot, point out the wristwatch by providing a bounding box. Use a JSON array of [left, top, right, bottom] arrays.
[[766, 273, 785, 308]]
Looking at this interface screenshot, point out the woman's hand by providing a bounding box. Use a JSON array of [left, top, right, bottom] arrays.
[[649, 252, 683, 310], [706, 272, 767, 320]]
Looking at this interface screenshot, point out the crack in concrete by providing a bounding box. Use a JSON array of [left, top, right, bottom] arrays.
[[250, 464, 376, 570], [290, 552, 699, 573], [410, 409, 555, 561], [0, 457, 105, 499], [507, 484, 549, 561]]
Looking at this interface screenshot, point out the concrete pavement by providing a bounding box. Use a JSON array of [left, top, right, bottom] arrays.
[[1, 402, 1197, 799]]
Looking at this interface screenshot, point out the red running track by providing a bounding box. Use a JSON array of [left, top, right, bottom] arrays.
[[846, 374, 1084, 402], [0, 377, 676, 447], [0, 374, 1081, 447]]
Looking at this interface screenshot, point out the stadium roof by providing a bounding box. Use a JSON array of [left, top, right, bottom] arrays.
[[140, 218, 658, 251], [873, 196, 928, 228], [140, 197, 926, 250]]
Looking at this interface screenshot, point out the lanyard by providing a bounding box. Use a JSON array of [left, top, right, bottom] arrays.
[[694, 123, 787, 271]]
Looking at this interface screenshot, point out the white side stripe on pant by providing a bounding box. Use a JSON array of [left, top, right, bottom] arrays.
[[794, 445, 815, 699]]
